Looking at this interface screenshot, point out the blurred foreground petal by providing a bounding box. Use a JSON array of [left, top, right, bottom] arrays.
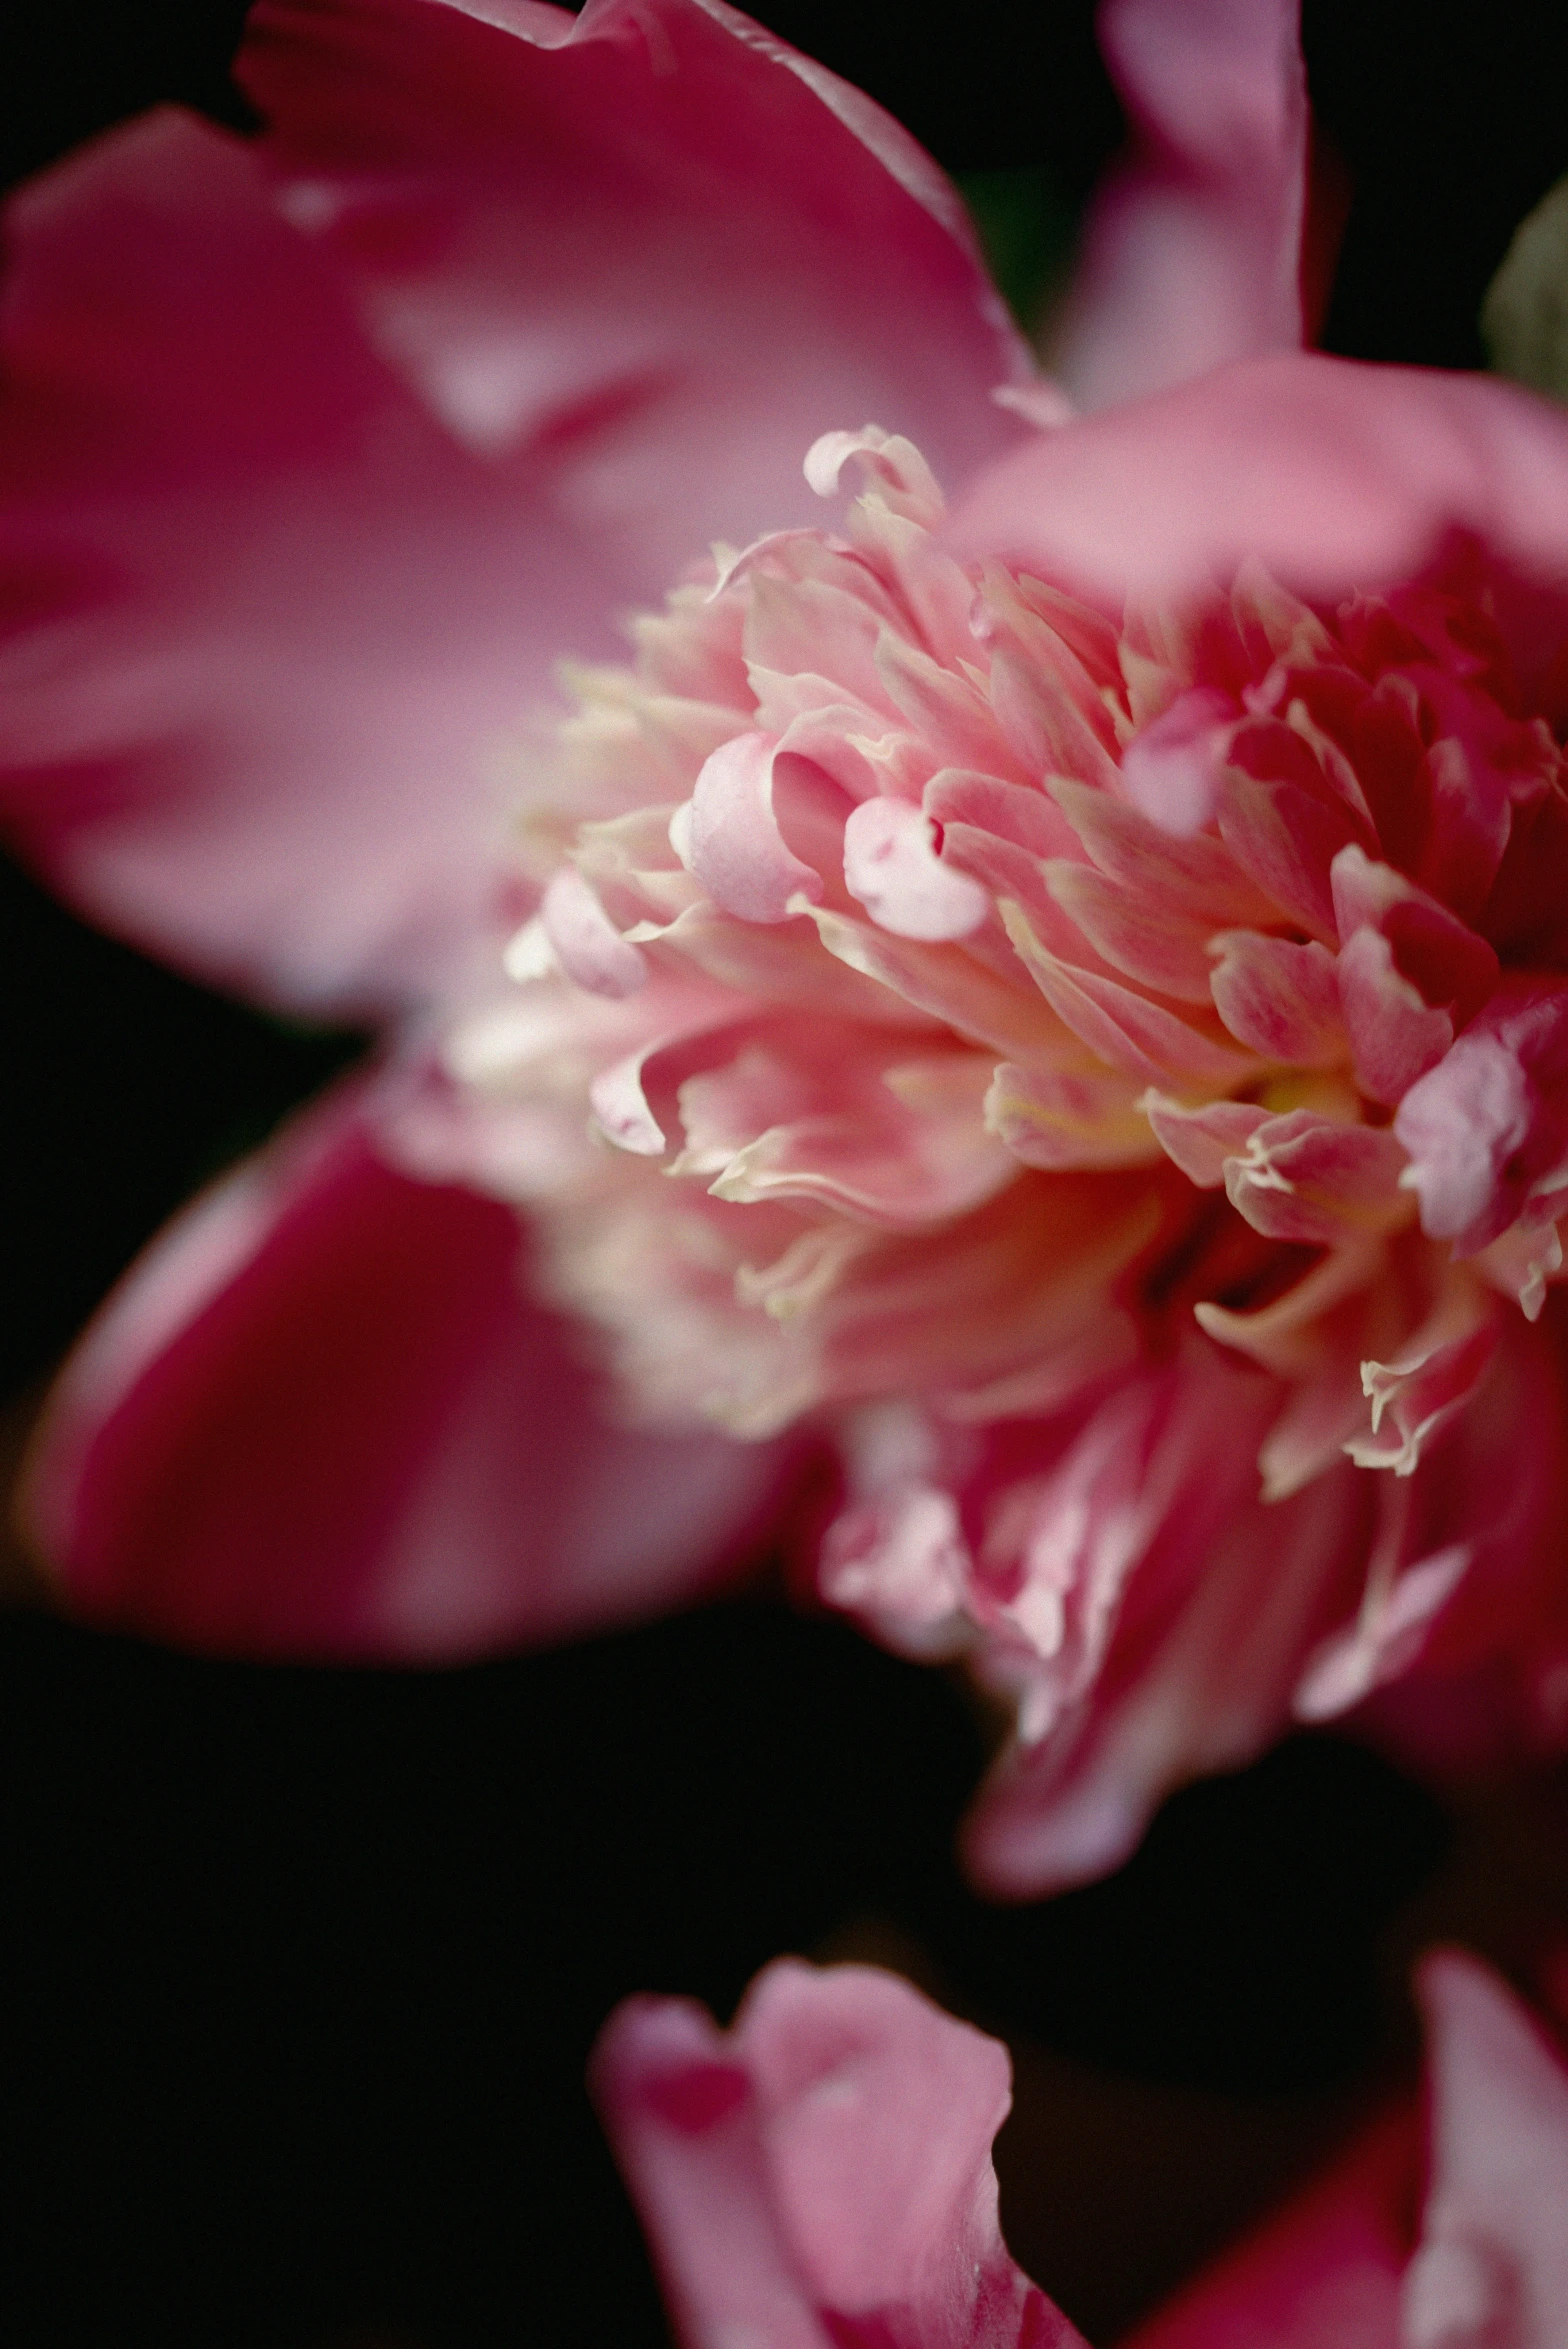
[[601, 1953, 1568, 2349], [593, 1958, 1083, 2348], [1054, 0, 1307, 409], [0, 0, 1026, 1017], [22, 1084, 792, 1658]]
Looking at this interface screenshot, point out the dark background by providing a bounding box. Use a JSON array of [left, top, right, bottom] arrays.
[[2, 4, 1565, 2343]]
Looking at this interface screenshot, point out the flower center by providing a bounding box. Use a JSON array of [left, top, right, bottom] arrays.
[[438, 424, 1568, 1713]]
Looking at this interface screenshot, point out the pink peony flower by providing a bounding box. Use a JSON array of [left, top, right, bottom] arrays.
[[9, 0, 1568, 1887], [592, 1946, 1568, 2348]]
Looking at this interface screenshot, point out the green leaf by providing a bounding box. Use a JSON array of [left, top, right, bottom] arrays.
[[955, 165, 1078, 342], [1482, 174, 1568, 403]]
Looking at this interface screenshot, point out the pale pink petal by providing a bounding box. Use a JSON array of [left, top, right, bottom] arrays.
[[1046, 776, 1276, 926], [21, 1085, 790, 1659], [1, 0, 1026, 1013], [947, 354, 1568, 610], [1053, 0, 1307, 411], [1478, 1208, 1566, 1323], [541, 864, 649, 996], [591, 1994, 830, 2349], [803, 425, 945, 524], [988, 1062, 1164, 1172], [927, 770, 1082, 863], [1346, 1311, 1498, 1479], [1407, 1954, 1568, 2346], [1395, 1032, 1539, 1251], [591, 1959, 1084, 2349], [1142, 1095, 1268, 1187], [684, 731, 825, 924], [843, 795, 990, 941], [1336, 928, 1454, 1106], [1222, 1111, 1409, 1246], [1216, 767, 1356, 945], [1294, 1545, 1473, 1720], [1004, 912, 1258, 1086], [1384, 1299, 1568, 1735], [705, 1046, 1014, 1229], [1328, 846, 1500, 1022], [1395, 991, 1568, 1256], [821, 1482, 971, 1652], [588, 1043, 675, 1155], [1044, 859, 1221, 1002]]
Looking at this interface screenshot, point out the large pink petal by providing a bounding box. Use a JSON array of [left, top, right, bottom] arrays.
[[238, 0, 1030, 489], [20, 1084, 791, 1659], [591, 1959, 1084, 2348], [948, 352, 1568, 608], [1053, 0, 1307, 409], [0, 0, 1026, 1015]]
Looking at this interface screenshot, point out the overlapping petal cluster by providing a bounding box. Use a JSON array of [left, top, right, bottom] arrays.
[[594, 1947, 1568, 2348], [5, 0, 1568, 1891], [437, 415, 1568, 1890]]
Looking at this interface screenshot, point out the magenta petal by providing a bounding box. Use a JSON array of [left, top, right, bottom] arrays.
[[947, 353, 1568, 609], [22, 1086, 789, 1660], [1053, 0, 1307, 409], [2, 0, 1026, 1015], [238, 0, 1029, 494], [591, 1959, 1085, 2349], [0, 112, 549, 1014], [236, 0, 1030, 493]]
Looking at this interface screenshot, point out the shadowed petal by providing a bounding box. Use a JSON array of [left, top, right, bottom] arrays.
[[21, 1084, 792, 1659]]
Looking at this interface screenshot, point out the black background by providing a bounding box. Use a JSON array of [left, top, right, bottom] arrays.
[[2, 4, 1564, 2344]]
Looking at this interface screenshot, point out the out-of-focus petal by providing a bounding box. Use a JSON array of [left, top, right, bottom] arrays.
[[591, 1958, 1085, 2349], [1408, 1952, 1568, 2343], [947, 353, 1568, 608], [596, 1952, 1568, 2349], [1054, 0, 1307, 409], [1118, 2104, 1415, 2346], [0, 112, 560, 1017], [1126, 1955, 1568, 2348], [239, 0, 1030, 478], [0, 0, 1027, 1016], [21, 1085, 790, 1659]]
